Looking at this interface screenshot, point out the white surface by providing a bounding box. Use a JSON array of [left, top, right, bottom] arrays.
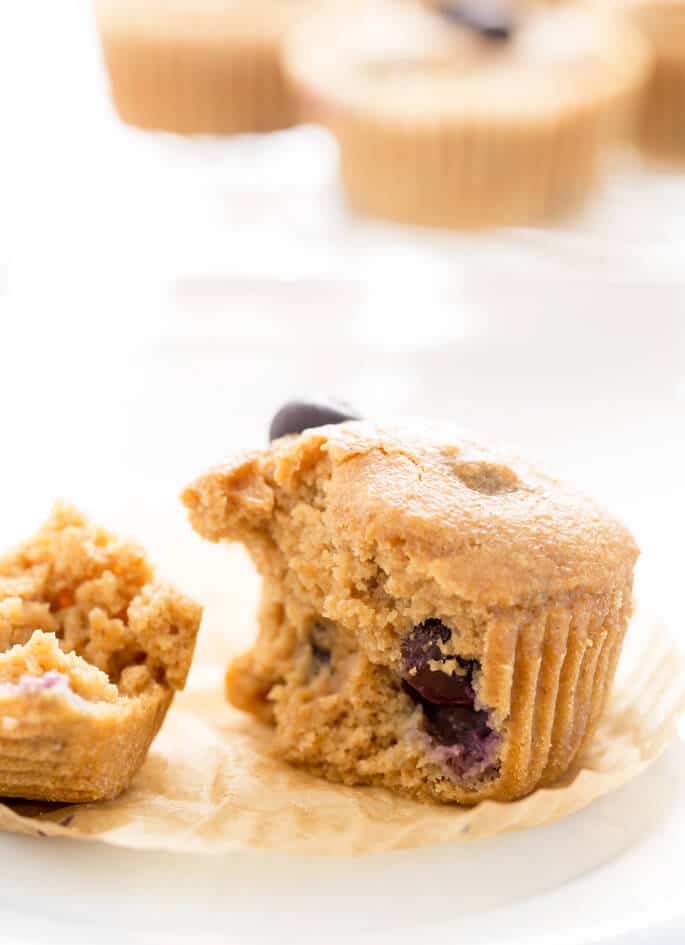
[[0, 741, 683, 945], [0, 2, 684, 943]]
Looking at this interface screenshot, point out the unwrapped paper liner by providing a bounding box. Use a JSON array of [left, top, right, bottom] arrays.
[[0, 607, 682, 855]]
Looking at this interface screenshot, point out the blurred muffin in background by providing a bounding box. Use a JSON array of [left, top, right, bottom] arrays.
[[619, 0, 685, 160], [282, 0, 650, 228], [95, 0, 316, 134]]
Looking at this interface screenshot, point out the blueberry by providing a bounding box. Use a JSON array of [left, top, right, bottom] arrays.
[[269, 398, 360, 442], [311, 641, 331, 666], [309, 622, 332, 673], [402, 621, 497, 772], [404, 666, 474, 705], [422, 703, 493, 750], [401, 620, 475, 706], [438, 0, 514, 40]]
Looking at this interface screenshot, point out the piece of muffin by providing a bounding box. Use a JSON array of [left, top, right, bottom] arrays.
[[0, 503, 202, 803], [281, 0, 650, 228], [95, 0, 316, 135], [182, 413, 638, 805]]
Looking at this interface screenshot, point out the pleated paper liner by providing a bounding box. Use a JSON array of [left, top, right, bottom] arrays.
[[0, 604, 681, 855], [638, 56, 685, 160], [95, 1, 311, 135], [609, 0, 685, 161]]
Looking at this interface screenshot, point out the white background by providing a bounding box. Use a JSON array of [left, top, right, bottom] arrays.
[[0, 3, 684, 943]]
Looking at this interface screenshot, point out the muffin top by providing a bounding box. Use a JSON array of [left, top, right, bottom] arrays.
[[183, 420, 638, 608], [96, 0, 315, 41], [282, 0, 649, 121]]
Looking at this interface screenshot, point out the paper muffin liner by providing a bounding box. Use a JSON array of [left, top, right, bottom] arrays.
[[96, 12, 298, 135], [637, 56, 685, 159], [600, 0, 685, 160], [0, 684, 172, 803], [291, 72, 653, 229], [464, 591, 631, 802], [0, 604, 681, 855], [325, 107, 607, 228]]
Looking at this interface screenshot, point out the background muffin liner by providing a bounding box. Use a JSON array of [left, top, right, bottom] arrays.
[[638, 56, 685, 160], [0, 604, 681, 855], [96, 5, 306, 135]]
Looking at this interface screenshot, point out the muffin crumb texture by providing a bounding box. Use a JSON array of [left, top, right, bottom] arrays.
[[184, 421, 638, 805], [0, 502, 202, 802]]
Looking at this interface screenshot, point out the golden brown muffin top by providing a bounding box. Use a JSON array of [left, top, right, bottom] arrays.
[[183, 420, 639, 608]]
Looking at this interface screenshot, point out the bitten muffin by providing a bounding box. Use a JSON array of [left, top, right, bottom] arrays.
[[182, 419, 638, 804], [0, 503, 202, 802], [281, 0, 650, 228], [95, 0, 315, 134]]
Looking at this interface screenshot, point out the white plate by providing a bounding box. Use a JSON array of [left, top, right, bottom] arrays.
[[0, 733, 682, 945]]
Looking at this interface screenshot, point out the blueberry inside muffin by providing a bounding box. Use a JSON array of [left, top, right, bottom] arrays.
[[183, 418, 638, 804]]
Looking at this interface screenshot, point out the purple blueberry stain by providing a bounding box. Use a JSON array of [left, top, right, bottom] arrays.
[[14, 671, 69, 695], [401, 619, 475, 705], [402, 620, 499, 777]]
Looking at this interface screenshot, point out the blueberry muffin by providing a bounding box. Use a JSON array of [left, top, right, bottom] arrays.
[[0, 503, 202, 802], [281, 0, 650, 228], [95, 0, 316, 134], [182, 414, 638, 804]]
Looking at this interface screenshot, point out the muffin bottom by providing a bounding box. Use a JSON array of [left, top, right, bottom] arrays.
[[227, 582, 632, 804], [0, 631, 173, 803], [99, 32, 295, 135], [0, 503, 202, 802], [333, 109, 605, 230]]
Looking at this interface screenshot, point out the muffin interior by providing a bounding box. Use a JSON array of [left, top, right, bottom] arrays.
[[0, 502, 201, 699], [0, 630, 119, 706], [226, 590, 504, 800], [186, 449, 507, 799]]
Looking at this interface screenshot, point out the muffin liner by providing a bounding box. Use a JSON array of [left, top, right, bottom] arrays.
[[638, 56, 685, 159], [317, 77, 650, 229], [326, 108, 609, 229], [0, 603, 681, 855], [471, 594, 632, 801], [0, 680, 172, 803], [604, 0, 685, 159], [96, 5, 302, 135]]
